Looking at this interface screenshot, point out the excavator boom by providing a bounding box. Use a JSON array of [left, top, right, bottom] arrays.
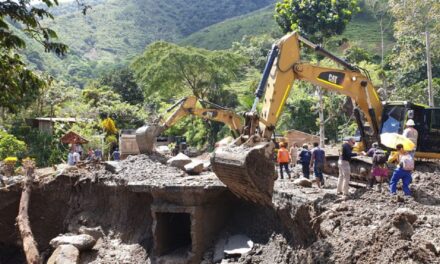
[[212, 32, 383, 205], [136, 96, 243, 154]]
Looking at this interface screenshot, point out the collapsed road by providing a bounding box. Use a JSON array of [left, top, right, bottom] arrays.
[[0, 154, 439, 264]]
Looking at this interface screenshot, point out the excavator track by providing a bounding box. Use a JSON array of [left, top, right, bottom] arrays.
[[211, 142, 276, 206]]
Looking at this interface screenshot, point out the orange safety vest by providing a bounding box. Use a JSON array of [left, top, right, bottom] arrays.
[[277, 147, 290, 163]]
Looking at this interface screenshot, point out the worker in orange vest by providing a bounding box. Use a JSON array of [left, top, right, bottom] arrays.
[[277, 142, 291, 179]]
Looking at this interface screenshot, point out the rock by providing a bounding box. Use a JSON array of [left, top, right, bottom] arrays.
[[424, 241, 438, 255], [213, 238, 226, 262], [293, 178, 312, 188], [203, 161, 211, 171], [104, 161, 123, 174], [167, 153, 192, 170], [224, 234, 254, 256], [47, 244, 79, 264], [394, 208, 418, 224], [184, 161, 204, 175], [78, 226, 104, 240], [50, 234, 96, 251]]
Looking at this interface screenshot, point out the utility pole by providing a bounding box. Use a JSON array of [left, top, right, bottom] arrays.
[[426, 30, 434, 107]]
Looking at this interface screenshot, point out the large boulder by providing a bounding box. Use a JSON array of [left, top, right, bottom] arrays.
[[184, 161, 204, 175], [47, 244, 79, 264], [50, 234, 96, 251], [293, 178, 313, 188], [167, 153, 191, 170]]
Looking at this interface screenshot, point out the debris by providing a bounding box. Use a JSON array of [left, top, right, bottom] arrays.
[[104, 161, 123, 174], [394, 208, 418, 224], [184, 161, 204, 175], [50, 234, 96, 251], [293, 178, 313, 188], [167, 153, 192, 169], [224, 235, 254, 256], [78, 226, 104, 241], [47, 244, 79, 264], [213, 238, 226, 263]]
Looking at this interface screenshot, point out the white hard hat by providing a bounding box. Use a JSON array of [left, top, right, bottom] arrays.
[[406, 119, 415, 126]]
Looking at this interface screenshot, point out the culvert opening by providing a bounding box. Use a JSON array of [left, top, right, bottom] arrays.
[[156, 212, 192, 256]]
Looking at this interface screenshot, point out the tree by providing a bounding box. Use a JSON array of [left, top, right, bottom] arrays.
[[365, 0, 393, 66], [275, 0, 359, 146], [132, 42, 245, 147], [0, 0, 68, 112], [132, 42, 245, 103], [389, 0, 440, 106], [99, 67, 144, 105]]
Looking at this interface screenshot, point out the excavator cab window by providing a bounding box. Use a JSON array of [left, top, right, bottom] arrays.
[[380, 105, 406, 134]]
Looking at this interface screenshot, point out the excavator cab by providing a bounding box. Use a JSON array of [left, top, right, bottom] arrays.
[[380, 102, 440, 156]]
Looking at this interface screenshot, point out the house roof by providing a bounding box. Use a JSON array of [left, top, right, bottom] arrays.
[[60, 131, 89, 144]]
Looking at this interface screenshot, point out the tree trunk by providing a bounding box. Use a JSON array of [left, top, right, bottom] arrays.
[[16, 167, 40, 264], [425, 30, 434, 107]]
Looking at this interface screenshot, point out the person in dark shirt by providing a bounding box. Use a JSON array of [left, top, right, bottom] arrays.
[[112, 148, 121, 161], [337, 138, 358, 196], [310, 142, 325, 188], [299, 144, 312, 179]]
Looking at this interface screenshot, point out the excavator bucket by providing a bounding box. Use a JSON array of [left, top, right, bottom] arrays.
[[211, 141, 276, 206], [136, 125, 165, 154]]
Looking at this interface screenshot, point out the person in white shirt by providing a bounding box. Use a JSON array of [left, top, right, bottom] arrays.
[[73, 151, 81, 164], [402, 119, 418, 157]]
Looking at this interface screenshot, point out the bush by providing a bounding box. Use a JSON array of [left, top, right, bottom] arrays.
[[0, 131, 27, 160]]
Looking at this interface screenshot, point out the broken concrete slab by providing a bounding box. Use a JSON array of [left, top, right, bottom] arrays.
[[184, 161, 204, 175], [167, 153, 192, 170], [50, 234, 96, 251], [47, 244, 79, 264], [224, 234, 254, 256]]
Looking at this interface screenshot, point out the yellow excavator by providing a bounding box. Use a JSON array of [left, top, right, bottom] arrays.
[[136, 96, 243, 154], [211, 31, 440, 205]]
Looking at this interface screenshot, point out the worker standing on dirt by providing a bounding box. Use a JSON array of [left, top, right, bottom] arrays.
[[370, 147, 388, 192], [67, 150, 75, 166], [310, 142, 325, 188], [403, 119, 418, 158], [388, 144, 414, 196], [299, 144, 311, 179], [277, 142, 291, 179], [337, 138, 358, 196], [289, 144, 298, 168]]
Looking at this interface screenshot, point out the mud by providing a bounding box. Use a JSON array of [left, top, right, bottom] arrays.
[[0, 155, 439, 264]]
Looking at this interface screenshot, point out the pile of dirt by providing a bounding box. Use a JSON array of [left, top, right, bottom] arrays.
[[216, 161, 440, 264]]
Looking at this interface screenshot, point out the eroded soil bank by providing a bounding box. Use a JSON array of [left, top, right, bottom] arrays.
[[1, 155, 439, 263]]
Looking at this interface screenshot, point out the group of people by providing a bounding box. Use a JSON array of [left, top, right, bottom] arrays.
[[277, 118, 418, 198], [337, 119, 417, 198], [67, 144, 121, 165], [277, 142, 326, 188]]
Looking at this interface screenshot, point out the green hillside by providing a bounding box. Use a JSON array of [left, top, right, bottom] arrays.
[[23, 0, 276, 86], [179, 5, 280, 50], [181, 6, 394, 55]]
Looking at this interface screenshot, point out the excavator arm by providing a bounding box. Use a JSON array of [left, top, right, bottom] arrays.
[[255, 32, 382, 140], [212, 32, 384, 205], [136, 96, 243, 154]]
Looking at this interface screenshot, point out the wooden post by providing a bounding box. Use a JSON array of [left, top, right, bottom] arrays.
[[16, 159, 40, 264], [426, 30, 434, 107]]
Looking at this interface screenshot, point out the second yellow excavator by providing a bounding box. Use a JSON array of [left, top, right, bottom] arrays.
[[136, 96, 243, 154], [212, 31, 440, 205]]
